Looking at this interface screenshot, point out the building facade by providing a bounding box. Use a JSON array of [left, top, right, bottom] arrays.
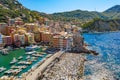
[[3, 36, 12, 46]]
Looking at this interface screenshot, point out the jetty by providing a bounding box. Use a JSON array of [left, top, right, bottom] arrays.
[[24, 51, 64, 80]]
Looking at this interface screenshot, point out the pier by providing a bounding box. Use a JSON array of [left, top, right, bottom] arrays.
[[25, 51, 64, 80]]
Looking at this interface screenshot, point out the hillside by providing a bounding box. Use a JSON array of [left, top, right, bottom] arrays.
[[104, 5, 120, 13], [103, 5, 120, 19], [51, 10, 108, 22], [0, 0, 44, 23], [1, 0, 120, 32], [82, 19, 120, 32], [50, 5, 120, 23]]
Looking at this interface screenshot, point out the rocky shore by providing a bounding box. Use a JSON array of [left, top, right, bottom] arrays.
[[41, 53, 86, 80]]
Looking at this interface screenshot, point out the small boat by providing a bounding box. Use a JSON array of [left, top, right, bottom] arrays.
[[18, 61, 31, 65], [26, 55, 30, 59], [31, 57, 37, 62], [1, 49, 9, 55], [25, 51, 36, 55], [32, 54, 43, 57], [25, 45, 39, 52], [18, 56, 23, 60], [0, 66, 6, 73], [42, 53, 46, 55], [10, 57, 17, 64]]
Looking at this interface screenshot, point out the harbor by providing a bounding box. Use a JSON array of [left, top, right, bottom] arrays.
[[0, 46, 48, 79]]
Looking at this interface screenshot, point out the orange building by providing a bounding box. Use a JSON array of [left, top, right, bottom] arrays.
[[6, 26, 16, 35], [51, 35, 68, 48], [34, 32, 41, 42], [52, 37, 59, 48], [41, 32, 53, 42]]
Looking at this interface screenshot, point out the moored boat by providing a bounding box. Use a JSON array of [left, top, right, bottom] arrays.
[[26, 55, 30, 59], [10, 57, 17, 64], [0, 66, 6, 73], [25, 51, 36, 55], [18, 56, 23, 60]]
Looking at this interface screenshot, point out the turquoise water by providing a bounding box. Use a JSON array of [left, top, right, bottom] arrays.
[[83, 32, 120, 80], [0, 48, 47, 77]]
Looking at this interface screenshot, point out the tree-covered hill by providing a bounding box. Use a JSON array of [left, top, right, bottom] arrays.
[[0, 0, 44, 23], [82, 19, 120, 32], [51, 10, 108, 22]]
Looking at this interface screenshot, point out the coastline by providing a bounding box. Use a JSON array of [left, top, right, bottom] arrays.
[[83, 30, 120, 34], [41, 52, 86, 80]]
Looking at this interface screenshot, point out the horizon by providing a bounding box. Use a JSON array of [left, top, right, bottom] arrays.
[[18, 0, 120, 14]]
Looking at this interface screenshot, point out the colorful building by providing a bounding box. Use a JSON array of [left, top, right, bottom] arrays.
[[0, 33, 4, 47], [26, 33, 35, 44], [0, 23, 8, 35], [34, 32, 41, 42], [13, 34, 26, 46], [2, 36, 12, 46], [24, 23, 39, 33], [15, 17, 23, 25], [19, 35, 25, 45], [8, 19, 15, 26], [51, 35, 68, 49], [6, 26, 16, 35], [41, 32, 53, 42], [0, 34, 3, 44]]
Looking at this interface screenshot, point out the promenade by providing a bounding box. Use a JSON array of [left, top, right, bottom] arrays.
[[25, 51, 64, 80]]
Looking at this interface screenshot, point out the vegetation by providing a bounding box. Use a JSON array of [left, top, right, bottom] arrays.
[[82, 19, 120, 32], [0, 0, 45, 23], [1, 0, 120, 32]]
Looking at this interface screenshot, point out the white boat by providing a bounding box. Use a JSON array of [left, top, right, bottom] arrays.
[[32, 54, 43, 57], [1, 49, 9, 55], [25, 51, 36, 55], [18, 56, 23, 60], [31, 57, 37, 62], [26, 55, 30, 59], [0, 66, 6, 73], [25, 45, 39, 52], [10, 57, 17, 64], [18, 61, 31, 65]]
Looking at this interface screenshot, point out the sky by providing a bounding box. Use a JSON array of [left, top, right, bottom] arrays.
[[18, 0, 120, 14]]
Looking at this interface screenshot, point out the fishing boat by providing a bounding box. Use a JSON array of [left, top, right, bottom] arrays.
[[0, 66, 6, 73], [18, 56, 23, 60], [10, 57, 17, 64]]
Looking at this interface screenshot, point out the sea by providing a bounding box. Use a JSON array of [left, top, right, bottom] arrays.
[[83, 31, 120, 80]]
